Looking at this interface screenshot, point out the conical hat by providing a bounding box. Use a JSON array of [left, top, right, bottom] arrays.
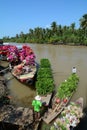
[[35, 95, 41, 101]]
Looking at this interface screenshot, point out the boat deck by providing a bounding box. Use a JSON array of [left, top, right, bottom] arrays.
[[42, 101, 65, 124], [41, 94, 52, 106], [19, 67, 36, 79]]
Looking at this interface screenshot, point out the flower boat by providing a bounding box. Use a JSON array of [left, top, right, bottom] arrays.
[[12, 62, 38, 85], [0, 45, 9, 61], [42, 73, 79, 124], [1, 44, 37, 85], [50, 97, 83, 130], [0, 44, 37, 85], [0, 45, 20, 61]]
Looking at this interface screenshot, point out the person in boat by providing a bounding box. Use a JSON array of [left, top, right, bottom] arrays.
[[13, 62, 24, 75], [32, 95, 42, 120]]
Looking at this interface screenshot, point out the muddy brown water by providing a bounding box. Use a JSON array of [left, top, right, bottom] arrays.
[[2, 43, 87, 109]]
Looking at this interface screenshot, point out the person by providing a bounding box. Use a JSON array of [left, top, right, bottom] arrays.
[[13, 62, 24, 75], [72, 67, 76, 74], [32, 95, 42, 120]]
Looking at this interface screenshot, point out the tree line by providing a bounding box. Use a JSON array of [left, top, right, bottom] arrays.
[[2, 14, 87, 46]]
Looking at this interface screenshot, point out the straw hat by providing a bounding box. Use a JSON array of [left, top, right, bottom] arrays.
[[35, 95, 41, 101]]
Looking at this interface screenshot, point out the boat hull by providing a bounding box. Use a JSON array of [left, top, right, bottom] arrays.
[[12, 64, 37, 85]]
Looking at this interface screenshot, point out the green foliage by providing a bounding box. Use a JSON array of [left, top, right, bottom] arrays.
[[56, 74, 79, 99], [3, 14, 87, 45], [50, 126, 55, 130], [50, 123, 67, 130], [40, 58, 51, 68], [37, 68, 52, 79], [36, 78, 54, 95], [36, 58, 54, 95]]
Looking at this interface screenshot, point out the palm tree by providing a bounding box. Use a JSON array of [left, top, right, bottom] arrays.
[[80, 14, 87, 30], [51, 21, 58, 34], [29, 29, 34, 35], [70, 23, 75, 33], [80, 14, 87, 38]]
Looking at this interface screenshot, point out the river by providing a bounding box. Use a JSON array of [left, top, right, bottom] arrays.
[[5, 44, 87, 107], [1, 43, 87, 130], [2, 43, 87, 109]]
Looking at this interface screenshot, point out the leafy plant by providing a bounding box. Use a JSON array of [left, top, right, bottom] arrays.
[[56, 74, 79, 99], [40, 58, 51, 68], [36, 58, 54, 95]]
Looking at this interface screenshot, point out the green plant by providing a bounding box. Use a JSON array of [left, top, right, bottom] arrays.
[[35, 58, 54, 95], [56, 74, 79, 99]]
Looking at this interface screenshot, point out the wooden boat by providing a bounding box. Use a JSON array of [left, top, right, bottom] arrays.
[[12, 63, 37, 85], [42, 95, 72, 124], [42, 73, 79, 124], [50, 97, 83, 130]]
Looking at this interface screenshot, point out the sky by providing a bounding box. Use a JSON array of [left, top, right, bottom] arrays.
[[0, 0, 87, 39]]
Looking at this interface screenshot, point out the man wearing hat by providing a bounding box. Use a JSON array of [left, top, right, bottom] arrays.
[[32, 95, 42, 120]]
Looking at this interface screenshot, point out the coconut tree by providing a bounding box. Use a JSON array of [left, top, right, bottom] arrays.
[[70, 23, 75, 33], [80, 14, 87, 38], [80, 14, 87, 29], [51, 21, 58, 34], [29, 28, 34, 36]]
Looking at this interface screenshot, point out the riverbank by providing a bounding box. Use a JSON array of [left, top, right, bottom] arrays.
[[0, 104, 34, 130]]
